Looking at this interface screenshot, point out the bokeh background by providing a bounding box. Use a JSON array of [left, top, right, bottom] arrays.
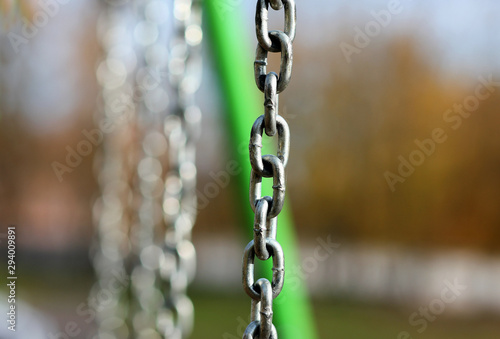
[[1, 0, 500, 338]]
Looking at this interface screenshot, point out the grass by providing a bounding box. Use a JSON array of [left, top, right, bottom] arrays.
[[191, 292, 500, 339], [3, 266, 500, 339]]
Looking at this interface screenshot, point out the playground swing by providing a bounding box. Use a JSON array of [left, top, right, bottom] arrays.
[[92, 1, 316, 338]]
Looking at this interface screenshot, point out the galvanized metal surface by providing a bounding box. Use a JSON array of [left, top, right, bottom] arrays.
[[242, 1, 297, 337], [92, 1, 202, 338]]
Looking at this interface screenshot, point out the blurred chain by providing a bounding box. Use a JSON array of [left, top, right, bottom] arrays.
[[242, 1, 296, 338], [91, 3, 138, 338], [153, 0, 202, 337], [92, 1, 202, 338]]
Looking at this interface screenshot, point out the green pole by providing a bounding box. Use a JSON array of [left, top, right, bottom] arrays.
[[203, 2, 318, 339]]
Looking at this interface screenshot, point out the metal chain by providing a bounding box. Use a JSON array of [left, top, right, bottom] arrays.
[[242, 1, 296, 338], [92, 1, 202, 338], [91, 3, 139, 338], [154, 0, 202, 337]]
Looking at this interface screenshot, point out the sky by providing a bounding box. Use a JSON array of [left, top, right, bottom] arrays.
[[2, 0, 500, 133]]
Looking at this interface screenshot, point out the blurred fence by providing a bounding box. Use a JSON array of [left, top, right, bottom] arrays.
[[195, 235, 500, 315]]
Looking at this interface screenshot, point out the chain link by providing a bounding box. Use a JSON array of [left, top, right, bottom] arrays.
[[92, 1, 202, 338], [249, 114, 289, 177], [254, 30, 293, 93], [255, 0, 296, 53], [242, 1, 296, 337]]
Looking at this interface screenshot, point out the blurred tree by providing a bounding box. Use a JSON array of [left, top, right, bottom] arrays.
[[285, 33, 500, 253]]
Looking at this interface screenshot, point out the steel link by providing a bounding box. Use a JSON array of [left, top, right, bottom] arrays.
[[254, 278, 274, 338], [256, 0, 296, 52], [243, 321, 278, 339], [242, 239, 285, 301], [251, 299, 260, 322], [266, 216, 278, 241], [250, 155, 286, 219], [253, 199, 270, 260], [245, 279, 275, 339], [249, 114, 290, 178], [264, 72, 278, 136], [255, 30, 293, 93]]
